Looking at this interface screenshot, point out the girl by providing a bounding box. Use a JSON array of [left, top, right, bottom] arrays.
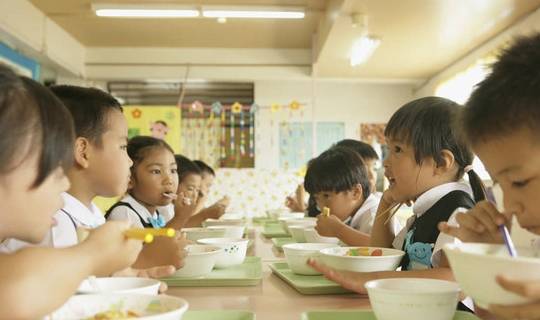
[[0, 64, 142, 318], [106, 136, 189, 268], [106, 136, 179, 229], [309, 97, 485, 311]]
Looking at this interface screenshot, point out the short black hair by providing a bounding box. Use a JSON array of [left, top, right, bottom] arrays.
[[193, 160, 215, 176], [385, 96, 486, 202], [304, 146, 371, 197], [50, 85, 122, 147], [464, 33, 540, 145], [335, 139, 379, 161], [175, 155, 202, 182], [128, 136, 175, 171], [0, 64, 74, 188]]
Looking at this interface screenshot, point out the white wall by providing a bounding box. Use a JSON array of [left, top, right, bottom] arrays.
[[254, 79, 414, 169]]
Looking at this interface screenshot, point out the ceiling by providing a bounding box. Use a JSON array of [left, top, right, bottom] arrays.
[[30, 0, 540, 79], [30, 0, 326, 48]]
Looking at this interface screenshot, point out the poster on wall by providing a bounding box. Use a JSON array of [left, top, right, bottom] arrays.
[[360, 123, 387, 160], [0, 42, 40, 79], [123, 106, 181, 153], [316, 122, 345, 156], [279, 122, 312, 170]]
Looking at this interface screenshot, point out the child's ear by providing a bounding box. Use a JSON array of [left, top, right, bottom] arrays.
[[351, 183, 364, 201], [435, 149, 456, 175], [73, 137, 90, 169]]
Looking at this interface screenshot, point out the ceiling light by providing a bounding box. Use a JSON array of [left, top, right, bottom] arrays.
[[349, 13, 380, 66], [92, 4, 199, 18], [202, 6, 305, 19], [350, 36, 381, 66]]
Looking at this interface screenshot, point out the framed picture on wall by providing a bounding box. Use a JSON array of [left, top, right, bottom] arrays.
[[0, 43, 40, 80]]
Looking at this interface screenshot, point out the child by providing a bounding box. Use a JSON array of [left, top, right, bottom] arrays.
[[304, 147, 385, 246], [439, 33, 540, 319], [335, 139, 381, 198], [0, 65, 142, 318], [170, 156, 226, 228], [193, 159, 229, 220], [106, 136, 189, 268], [308, 97, 485, 311]]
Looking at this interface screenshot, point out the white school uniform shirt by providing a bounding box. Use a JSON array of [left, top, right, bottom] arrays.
[[392, 182, 472, 268], [107, 194, 172, 229], [0, 192, 105, 253], [345, 193, 401, 236]]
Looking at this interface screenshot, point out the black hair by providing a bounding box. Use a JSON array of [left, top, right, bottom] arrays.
[[385, 96, 486, 202], [335, 139, 379, 161], [175, 155, 202, 182], [127, 136, 175, 172], [193, 160, 215, 176], [0, 64, 74, 188], [49, 85, 122, 147], [304, 146, 371, 198], [153, 120, 168, 127], [464, 33, 540, 145]]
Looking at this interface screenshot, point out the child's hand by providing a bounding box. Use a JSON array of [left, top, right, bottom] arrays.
[[488, 276, 540, 319], [306, 258, 373, 294], [151, 232, 188, 269], [84, 221, 143, 276], [217, 196, 230, 208], [285, 196, 303, 212], [438, 200, 509, 244], [315, 214, 345, 237], [113, 265, 175, 293], [380, 188, 412, 208], [174, 192, 198, 218]]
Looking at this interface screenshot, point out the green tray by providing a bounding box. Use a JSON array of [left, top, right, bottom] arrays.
[[269, 262, 352, 295], [262, 223, 289, 238], [162, 257, 262, 287], [301, 310, 480, 320], [184, 310, 255, 320], [252, 216, 276, 225], [271, 237, 296, 251]]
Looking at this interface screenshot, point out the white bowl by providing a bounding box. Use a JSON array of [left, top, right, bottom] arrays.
[[283, 243, 339, 275], [77, 277, 160, 295], [173, 244, 222, 278], [365, 278, 459, 320], [282, 218, 317, 233], [221, 213, 244, 220], [444, 243, 540, 308], [197, 238, 249, 268], [266, 208, 291, 219], [48, 294, 189, 320], [303, 228, 340, 244], [289, 225, 308, 243], [318, 247, 404, 272], [207, 225, 245, 238], [181, 227, 226, 241], [203, 218, 244, 227]]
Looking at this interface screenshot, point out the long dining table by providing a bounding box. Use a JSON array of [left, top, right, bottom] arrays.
[[167, 223, 370, 320]]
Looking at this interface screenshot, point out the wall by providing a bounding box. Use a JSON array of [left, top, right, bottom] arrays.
[[254, 79, 414, 169]]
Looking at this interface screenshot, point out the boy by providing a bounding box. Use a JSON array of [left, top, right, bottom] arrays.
[[439, 33, 540, 319], [1, 85, 186, 270], [193, 159, 230, 219], [304, 146, 383, 246]]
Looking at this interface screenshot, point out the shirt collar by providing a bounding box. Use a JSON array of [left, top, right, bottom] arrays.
[[412, 182, 472, 217], [122, 194, 159, 223], [61, 192, 105, 228], [349, 193, 379, 226]]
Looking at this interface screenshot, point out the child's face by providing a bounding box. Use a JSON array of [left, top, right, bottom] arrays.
[[365, 159, 378, 193], [131, 148, 179, 208], [384, 138, 445, 202], [313, 186, 363, 221], [86, 109, 133, 197], [200, 172, 214, 195], [178, 173, 202, 202], [0, 153, 70, 243], [473, 128, 540, 234]]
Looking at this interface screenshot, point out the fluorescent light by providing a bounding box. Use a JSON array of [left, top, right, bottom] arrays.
[[350, 36, 381, 66], [92, 4, 199, 18], [202, 6, 304, 19]]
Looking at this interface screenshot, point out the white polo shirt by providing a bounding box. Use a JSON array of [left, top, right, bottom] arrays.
[[392, 182, 472, 267], [0, 192, 105, 252], [106, 194, 172, 229]]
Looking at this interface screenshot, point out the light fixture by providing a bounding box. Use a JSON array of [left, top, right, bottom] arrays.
[[349, 13, 380, 66], [92, 4, 199, 18], [202, 6, 305, 19]]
